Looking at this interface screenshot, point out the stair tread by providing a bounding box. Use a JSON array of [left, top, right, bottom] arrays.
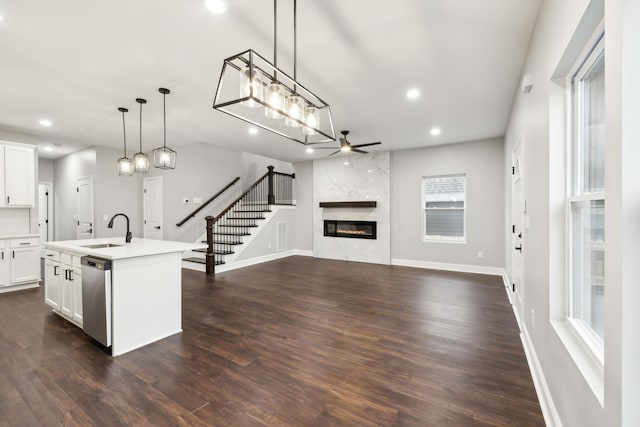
[[213, 232, 251, 236], [193, 248, 234, 255], [219, 224, 258, 228], [233, 210, 272, 213], [201, 240, 243, 245], [226, 216, 265, 220], [183, 257, 225, 266]]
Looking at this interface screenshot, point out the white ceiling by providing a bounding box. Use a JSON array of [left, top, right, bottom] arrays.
[[0, 0, 540, 162]]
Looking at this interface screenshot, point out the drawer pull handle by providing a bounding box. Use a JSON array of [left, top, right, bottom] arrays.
[[20, 242, 30, 245]]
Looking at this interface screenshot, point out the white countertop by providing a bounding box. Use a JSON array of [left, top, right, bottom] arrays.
[[45, 237, 206, 260], [0, 233, 40, 239]]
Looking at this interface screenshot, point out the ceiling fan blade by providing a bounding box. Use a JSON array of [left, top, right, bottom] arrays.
[[315, 147, 341, 149], [328, 150, 341, 156], [352, 142, 382, 148], [352, 148, 368, 154]]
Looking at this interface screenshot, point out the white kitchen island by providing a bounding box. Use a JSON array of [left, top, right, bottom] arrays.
[[45, 237, 205, 356]]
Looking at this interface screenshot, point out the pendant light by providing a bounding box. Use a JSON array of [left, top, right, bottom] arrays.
[[133, 98, 150, 173], [153, 88, 177, 169], [117, 107, 133, 176]]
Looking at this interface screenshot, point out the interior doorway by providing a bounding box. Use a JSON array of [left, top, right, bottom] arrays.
[[38, 182, 53, 256], [511, 140, 525, 318], [76, 176, 94, 239], [143, 176, 163, 240]]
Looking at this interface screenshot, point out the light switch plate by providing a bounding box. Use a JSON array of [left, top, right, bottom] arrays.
[[193, 197, 202, 204]]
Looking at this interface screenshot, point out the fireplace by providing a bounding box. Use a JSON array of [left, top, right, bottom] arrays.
[[324, 220, 377, 240]]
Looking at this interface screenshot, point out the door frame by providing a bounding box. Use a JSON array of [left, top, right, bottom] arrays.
[[143, 176, 163, 240], [511, 139, 525, 319], [38, 181, 54, 242]]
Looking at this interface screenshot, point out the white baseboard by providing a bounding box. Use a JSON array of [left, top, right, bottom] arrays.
[[502, 279, 562, 427], [293, 249, 313, 257], [391, 258, 504, 276], [0, 282, 40, 294]]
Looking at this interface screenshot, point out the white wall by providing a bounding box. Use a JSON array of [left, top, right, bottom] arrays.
[[503, 0, 640, 425], [38, 158, 54, 183], [53, 147, 96, 241], [241, 152, 294, 191], [292, 161, 313, 252], [391, 138, 504, 269]]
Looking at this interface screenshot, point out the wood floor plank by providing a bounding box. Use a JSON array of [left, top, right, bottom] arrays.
[[0, 256, 544, 426]]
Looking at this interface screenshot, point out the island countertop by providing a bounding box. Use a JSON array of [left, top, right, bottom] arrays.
[[45, 237, 205, 260]]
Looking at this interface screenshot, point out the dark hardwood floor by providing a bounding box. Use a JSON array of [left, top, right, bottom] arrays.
[[0, 256, 544, 426]]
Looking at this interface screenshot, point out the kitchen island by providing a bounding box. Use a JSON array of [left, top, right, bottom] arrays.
[[45, 237, 205, 356]]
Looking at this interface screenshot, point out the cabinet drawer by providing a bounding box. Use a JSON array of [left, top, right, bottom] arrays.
[[11, 237, 39, 248], [61, 253, 72, 266], [45, 249, 61, 261]]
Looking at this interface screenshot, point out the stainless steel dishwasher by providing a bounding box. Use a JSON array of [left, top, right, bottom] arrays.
[[81, 256, 112, 347]]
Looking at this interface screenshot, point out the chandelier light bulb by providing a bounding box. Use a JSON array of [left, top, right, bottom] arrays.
[[264, 82, 284, 119], [302, 105, 319, 135], [240, 66, 263, 108], [285, 95, 304, 127]]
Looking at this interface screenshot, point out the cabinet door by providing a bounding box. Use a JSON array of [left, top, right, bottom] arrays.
[[10, 246, 39, 283], [0, 146, 5, 208], [44, 260, 61, 310], [4, 145, 35, 207], [61, 268, 73, 318], [72, 268, 83, 326], [0, 248, 11, 287]]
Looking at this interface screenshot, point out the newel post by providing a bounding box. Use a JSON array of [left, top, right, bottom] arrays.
[[205, 215, 215, 275], [267, 165, 275, 205]]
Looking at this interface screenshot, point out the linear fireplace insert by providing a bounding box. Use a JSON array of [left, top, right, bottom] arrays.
[[324, 220, 377, 240]]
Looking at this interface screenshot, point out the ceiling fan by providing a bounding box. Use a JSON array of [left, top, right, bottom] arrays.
[[315, 130, 382, 156]]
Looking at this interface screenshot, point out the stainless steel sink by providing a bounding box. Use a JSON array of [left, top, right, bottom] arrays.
[[81, 243, 123, 249]]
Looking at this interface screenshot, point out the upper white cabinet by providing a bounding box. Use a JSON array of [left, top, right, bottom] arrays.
[[2, 144, 35, 207]]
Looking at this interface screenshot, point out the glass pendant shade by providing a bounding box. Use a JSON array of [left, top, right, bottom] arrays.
[[118, 157, 133, 176], [240, 66, 264, 108], [264, 81, 285, 119], [153, 147, 177, 169], [153, 87, 177, 170], [302, 105, 319, 135], [133, 152, 150, 173], [285, 95, 304, 127]]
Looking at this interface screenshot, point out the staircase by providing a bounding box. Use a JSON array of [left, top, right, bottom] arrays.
[[182, 166, 295, 273]]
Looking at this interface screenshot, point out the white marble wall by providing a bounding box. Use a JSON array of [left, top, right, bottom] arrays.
[[313, 151, 390, 264]]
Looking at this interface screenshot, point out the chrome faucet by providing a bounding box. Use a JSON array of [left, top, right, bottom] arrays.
[[107, 213, 132, 243]]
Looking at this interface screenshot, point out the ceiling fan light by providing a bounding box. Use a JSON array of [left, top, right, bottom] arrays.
[[302, 105, 319, 135], [285, 95, 304, 127], [117, 157, 133, 176], [240, 66, 263, 108], [264, 81, 284, 119], [341, 145, 351, 152]]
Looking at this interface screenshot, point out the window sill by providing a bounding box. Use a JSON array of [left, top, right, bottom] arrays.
[[550, 319, 604, 406], [422, 237, 466, 244]]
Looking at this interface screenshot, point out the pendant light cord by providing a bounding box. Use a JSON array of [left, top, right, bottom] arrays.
[[293, 0, 297, 92], [122, 110, 127, 156], [163, 92, 167, 149], [139, 102, 143, 152], [273, 0, 278, 81]]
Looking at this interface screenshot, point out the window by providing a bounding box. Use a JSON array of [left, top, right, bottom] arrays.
[[422, 174, 465, 242], [568, 33, 605, 354]]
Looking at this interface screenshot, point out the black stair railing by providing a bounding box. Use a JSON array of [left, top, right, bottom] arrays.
[[176, 176, 240, 227], [204, 166, 295, 275]]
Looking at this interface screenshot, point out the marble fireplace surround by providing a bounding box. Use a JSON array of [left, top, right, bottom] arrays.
[[313, 152, 391, 265]]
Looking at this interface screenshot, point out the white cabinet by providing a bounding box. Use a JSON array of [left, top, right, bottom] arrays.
[[0, 147, 5, 208], [3, 145, 35, 207], [44, 248, 82, 327], [44, 259, 61, 310], [9, 238, 40, 283], [0, 241, 10, 287]]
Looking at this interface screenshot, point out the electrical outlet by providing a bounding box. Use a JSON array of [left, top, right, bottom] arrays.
[[530, 309, 535, 328], [477, 251, 484, 259]]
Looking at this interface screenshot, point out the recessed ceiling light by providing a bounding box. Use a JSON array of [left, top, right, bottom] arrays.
[[248, 127, 258, 135], [39, 119, 52, 127], [406, 89, 420, 100], [43, 146, 54, 152], [306, 147, 313, 154], [205, 0, 227, 13], [343, 161, 349, 166], [430, 127, 441, 136], [0, 15, 4, 22]]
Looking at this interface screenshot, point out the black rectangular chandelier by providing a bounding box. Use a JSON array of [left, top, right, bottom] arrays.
[[212, 1, 336, 145]]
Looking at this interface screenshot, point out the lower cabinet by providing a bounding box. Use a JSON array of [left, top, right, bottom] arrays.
[[0, 237, 40, 292], [44, 249, 83, 327]]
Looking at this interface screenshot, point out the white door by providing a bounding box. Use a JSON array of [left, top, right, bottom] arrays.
[[511, 141, 525, 316], [38, 183, 52, 255], [143, 177, 163, 240], [76, 177, 94, 239]]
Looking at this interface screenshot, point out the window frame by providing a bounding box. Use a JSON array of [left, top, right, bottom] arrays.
[[565, 32, 605, 362], [421, 173, 467, 243]]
